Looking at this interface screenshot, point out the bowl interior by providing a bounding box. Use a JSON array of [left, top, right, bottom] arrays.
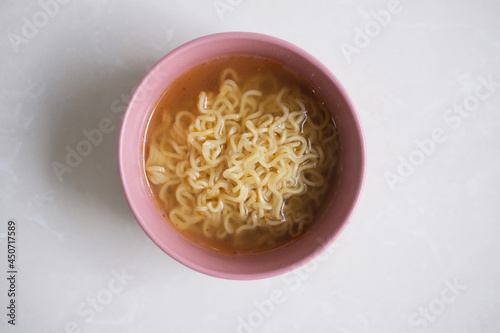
[[119, 32, 364, 280]]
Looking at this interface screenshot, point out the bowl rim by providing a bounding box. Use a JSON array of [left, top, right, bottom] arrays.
[[119, 31, 365, 280]]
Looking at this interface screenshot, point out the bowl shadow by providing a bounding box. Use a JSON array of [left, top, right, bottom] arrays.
[[45, 60, 156, 224]]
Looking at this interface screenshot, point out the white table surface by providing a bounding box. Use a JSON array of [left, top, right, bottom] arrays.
[[1, 1, 499, 332]]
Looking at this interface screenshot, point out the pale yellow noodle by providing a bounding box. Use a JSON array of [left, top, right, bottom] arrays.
[[145, 69, 339, 248]]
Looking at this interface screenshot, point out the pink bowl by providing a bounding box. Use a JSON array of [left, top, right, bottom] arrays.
[[119, 32, 365, 280]]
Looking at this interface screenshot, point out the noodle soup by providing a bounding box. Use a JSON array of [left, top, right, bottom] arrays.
[[144, 55, 340, 255]]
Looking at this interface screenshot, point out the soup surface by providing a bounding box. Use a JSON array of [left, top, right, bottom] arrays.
[[144, 55, 340, 255]]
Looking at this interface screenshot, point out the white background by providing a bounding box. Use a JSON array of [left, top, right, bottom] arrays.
[[1, 0, 499, 332]]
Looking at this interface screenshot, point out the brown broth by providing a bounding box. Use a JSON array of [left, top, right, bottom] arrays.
[[144, 55, 340, 255]]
